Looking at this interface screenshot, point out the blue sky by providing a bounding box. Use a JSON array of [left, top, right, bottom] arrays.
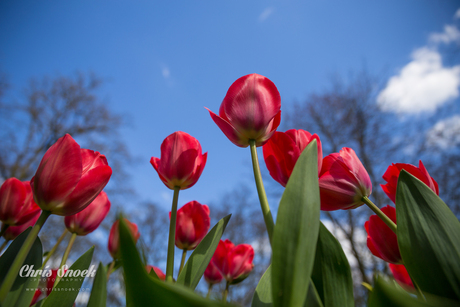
[[1, 1, 459, 212]]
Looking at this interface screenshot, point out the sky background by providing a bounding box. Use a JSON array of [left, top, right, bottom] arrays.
[[1, 0, 459, 213]]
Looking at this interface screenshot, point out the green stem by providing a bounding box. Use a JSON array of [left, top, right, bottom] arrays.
[[41, 229, 68, 269], [106, 260, 115, 280], [166, 186, 180, 282], [362, 196, 397, 233], [0, 225, 9, 237], [0, 240, 9, 253], [0, 210, 51, 303], [206, 283, 213, 299], [178, 249, 187, 277], [53, 232, 77, 288], [222, 281, 229, 303], [249, 140, 274, 245]]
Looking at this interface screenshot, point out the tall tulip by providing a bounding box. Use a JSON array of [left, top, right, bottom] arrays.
[[150, 131, 207, 191], [108, 218, 140, 260], [381, 160, 438, 204], [389, 264, 414, 290], [318, 147, 372, 211], [173, 201, 210, 250], [365, 205, 402, 264], [32, 134, 112, 216], [263, 129, 322, 187], [0, 178, 40, 226], [206, 73, 281, 148], [211, 239, 254, 284], [64, 191, 111, 236]]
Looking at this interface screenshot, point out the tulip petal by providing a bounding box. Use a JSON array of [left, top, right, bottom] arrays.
[[183, 152, 207, 190], [0, 178, 26, 224], [207, 108, 249, 147]]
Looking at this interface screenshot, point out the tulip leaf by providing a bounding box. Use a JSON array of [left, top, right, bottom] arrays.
[[310, 223, 354, 307], [176, 214, 231, 289], [272, 140, 321, 307], [304, 281, 324, 307], [87, 262, 107, 307], [118, 218, 232, 307], [41, 246, 95, 307], [252, 265, 272, 307], [396, 170, 460, 300], [0, 228, 43, 307]]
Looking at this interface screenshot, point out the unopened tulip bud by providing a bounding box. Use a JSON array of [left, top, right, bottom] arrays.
[[211, 239, 254, 284], [172, 201, 210, 250], [108, 218, 140, 259], [0, 178, 40, 226]]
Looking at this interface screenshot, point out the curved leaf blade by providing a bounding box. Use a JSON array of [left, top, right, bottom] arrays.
[[252, 265, 272, 307], [87, 262, 107, 307]]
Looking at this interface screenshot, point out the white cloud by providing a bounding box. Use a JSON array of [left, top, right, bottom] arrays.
[[426, 115, 460, 149], [377, 47, 460, 113], [259, 7, 274, 22], [162, 66, 170, 79], [455, 8, 460, 19], [429, 25, 460, 44]]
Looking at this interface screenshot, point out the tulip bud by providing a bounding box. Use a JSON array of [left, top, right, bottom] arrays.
[[2, 210, 40, 241], [211, 239, 254, 284], [0, 178, 41, 226], [146, 265, 166, 281], [204, 260, 223, 285], [318, 147, 372, 211], [64, 191, 111, 236], [150, 131, 207, 190], [263, 129, 322, 187], [365, 205, 402, 264], [207, 73, 281, 147], [381, 160, 438, 204], [32, 134, 112, 216], [108, 218, 140, 259], [171, 201, 210, 250], [389, 264, 414, 290]]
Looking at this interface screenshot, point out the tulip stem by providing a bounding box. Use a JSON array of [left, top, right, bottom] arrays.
[[362, 196, 397, 234], [42, 229, 68, 269], [54, 232, 77, 288], [206, 283, 213, 299], [0, 225, 9, 237], [249, 140, 274, 245], [178, 249, 187, 277], [0, 210, 51, 303], [106, 260, 115, 280], [0, 240, 9, 253], [222, 281, 229, 302], [166, 186, 180, 282]]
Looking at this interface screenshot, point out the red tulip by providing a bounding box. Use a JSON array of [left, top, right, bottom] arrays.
[[2, 210, 40, 241], [150, 131, 207, 190], [389, 264, 414, 289], [365, 205, 401, 264], [108, 218, 140, 259], [31, 134, 112, 216], [64, 191, 111, 236], [146, 265, 166, 281], [381, 160, 438, 204], [206, 73, 281, 147], [211, 239, 254, 284], [0, 178, 41, 226], [318, 147, 372, 211], [204, 260, 223, 285], [31, 289, 42, 306], [171, 201, 210, 250], [263, 129, 322, 187]]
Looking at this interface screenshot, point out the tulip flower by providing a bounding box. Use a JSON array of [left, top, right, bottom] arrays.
[[365, 205, 402, 264], [31, 134, 112, 216], [206, 73, 281, 148], [172, 201, 210, 250], [64, 191, 111, 236], [2, 210, 40, 241], [381, 160, 438, 204], [31, 289, 42, 306], [150, 131, 207, 190], [108, 218, 140, 259], [211, 239, 254, 284], [0, 178, 41, 226], [204, 260, 223, 285], [263, 129, 322, 187], [146, 265, 166, 281], [389, 264, 414, 290], [318, 147, 372, 211]]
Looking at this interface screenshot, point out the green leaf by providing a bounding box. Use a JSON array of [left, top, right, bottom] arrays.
[[252, 265, 272, 307], [41, 246, 95, 307], [272, 140, 321, 307], [176, 214, 231, 289], [0, 228, 43, 307], [87, 262, 107, 307], [310, 223, 354, 307], [396, 171, 460, 300], [118, 218, 232, 307], [304, 281, 324, 307]]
